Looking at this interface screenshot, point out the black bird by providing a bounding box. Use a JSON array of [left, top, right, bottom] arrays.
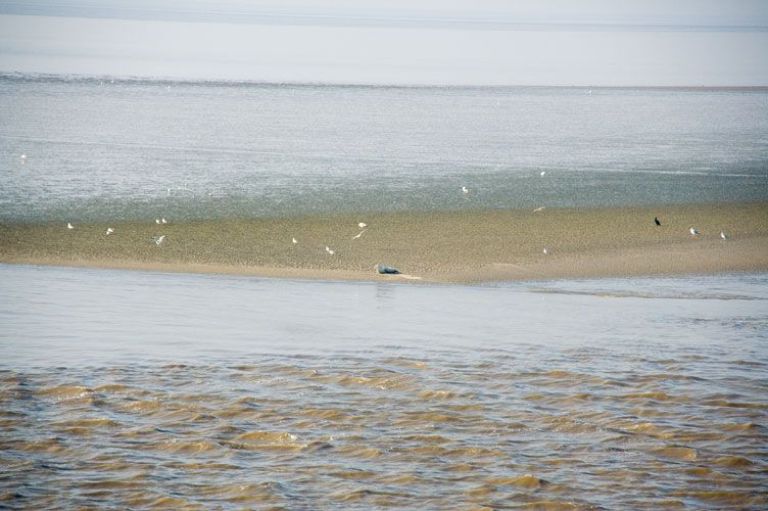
[[654, 217, 661, 226]]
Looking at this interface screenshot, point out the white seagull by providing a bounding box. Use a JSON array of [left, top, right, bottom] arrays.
[[352, 229, 367, 240], [358, 222, 367, 229], [461, 186, 469, 194], [161, 218, 168, 224], [540, 171, 546, 176], [155, 218, 161, 224], [292, 237, 298, 245], [689, 227, 700, 236], [67, 222, 74, 230], [20, 154, 27, 163], [533, 206, 546, 213], [720, 231, 728, 240], [153, 235, 166, 246], [325, 246, 335, 255], [542, 248, 549, 255], [105, 227, 114, 235]]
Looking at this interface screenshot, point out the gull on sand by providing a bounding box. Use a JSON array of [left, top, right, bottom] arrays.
[[292, 237, 298, 245], [358, 222, 367, 229], [542, 248, 549, 255], [533, 206, 546, 213], [105, 227, 114, 235], [689, 227, 700, 236], [352, 229, 367, 240], [153, 235, 166, 246], [67, 223, 74, 230], [720, 231, 728, 240], [325, 246, 335, 255]]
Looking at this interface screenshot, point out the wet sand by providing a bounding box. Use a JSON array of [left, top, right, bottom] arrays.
[[1, 202, 766, 282]]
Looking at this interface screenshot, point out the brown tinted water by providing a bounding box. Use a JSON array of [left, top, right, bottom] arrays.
[[2, 351, 766, 510], [1, 266, 767, 509]]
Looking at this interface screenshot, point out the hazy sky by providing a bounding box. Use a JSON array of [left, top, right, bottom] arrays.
[[1, 0, 767, 85]]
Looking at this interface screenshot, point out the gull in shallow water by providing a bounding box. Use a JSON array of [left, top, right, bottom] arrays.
[[325, 246, 335, 255], [153, 235, 166, 246], [540, 171, 546, 176], [689, 227, 700, 236], [461, 186, 469, 194], [67, 222, 74, 230], [105, 227, 114, 235]]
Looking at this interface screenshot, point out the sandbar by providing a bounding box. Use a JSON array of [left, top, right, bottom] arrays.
[[1, 203, 766, 283]]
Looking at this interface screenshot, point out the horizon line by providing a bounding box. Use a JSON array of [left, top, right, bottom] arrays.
[[2, 71, 768, 91]]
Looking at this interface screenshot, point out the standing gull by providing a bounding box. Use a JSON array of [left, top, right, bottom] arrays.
[[720, 231, 728, 240], [325, 246, 335, 255], [689, 227, 700, 236], [358, 222, 367, 229], [461, 186, 469, 194], [67, 223, 74, 230], [292, 237, 298, 245], [105, 227, 114, 235]]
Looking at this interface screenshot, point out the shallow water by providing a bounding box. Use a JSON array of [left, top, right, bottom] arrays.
[[1, 75, 767, 222], [1, 264, 766, 509]]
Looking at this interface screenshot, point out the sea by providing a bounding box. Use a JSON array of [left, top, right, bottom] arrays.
[[1, 75, 767, 509], [1, 75, 767, 222]]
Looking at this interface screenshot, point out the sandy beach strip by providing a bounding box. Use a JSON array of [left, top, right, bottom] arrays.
[[1, 202, 766, 283]]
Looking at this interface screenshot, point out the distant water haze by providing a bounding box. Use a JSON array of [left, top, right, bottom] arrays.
[[1, 0, 767, 86]]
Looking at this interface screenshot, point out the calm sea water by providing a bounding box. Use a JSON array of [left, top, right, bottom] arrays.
[[1, 75, 767, 222], [1, 264, 766, 509]]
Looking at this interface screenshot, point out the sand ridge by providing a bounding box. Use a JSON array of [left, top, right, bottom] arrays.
[[1, 203, 766, 283]]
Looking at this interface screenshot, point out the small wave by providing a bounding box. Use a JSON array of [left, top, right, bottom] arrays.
[[529, 288, 766, 301], [489, 474, 549, 489], [713, 455, 754, 468], [228, 431, 303, 451], [155, 439, 220, 454], [652, 446, 698, 461]]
